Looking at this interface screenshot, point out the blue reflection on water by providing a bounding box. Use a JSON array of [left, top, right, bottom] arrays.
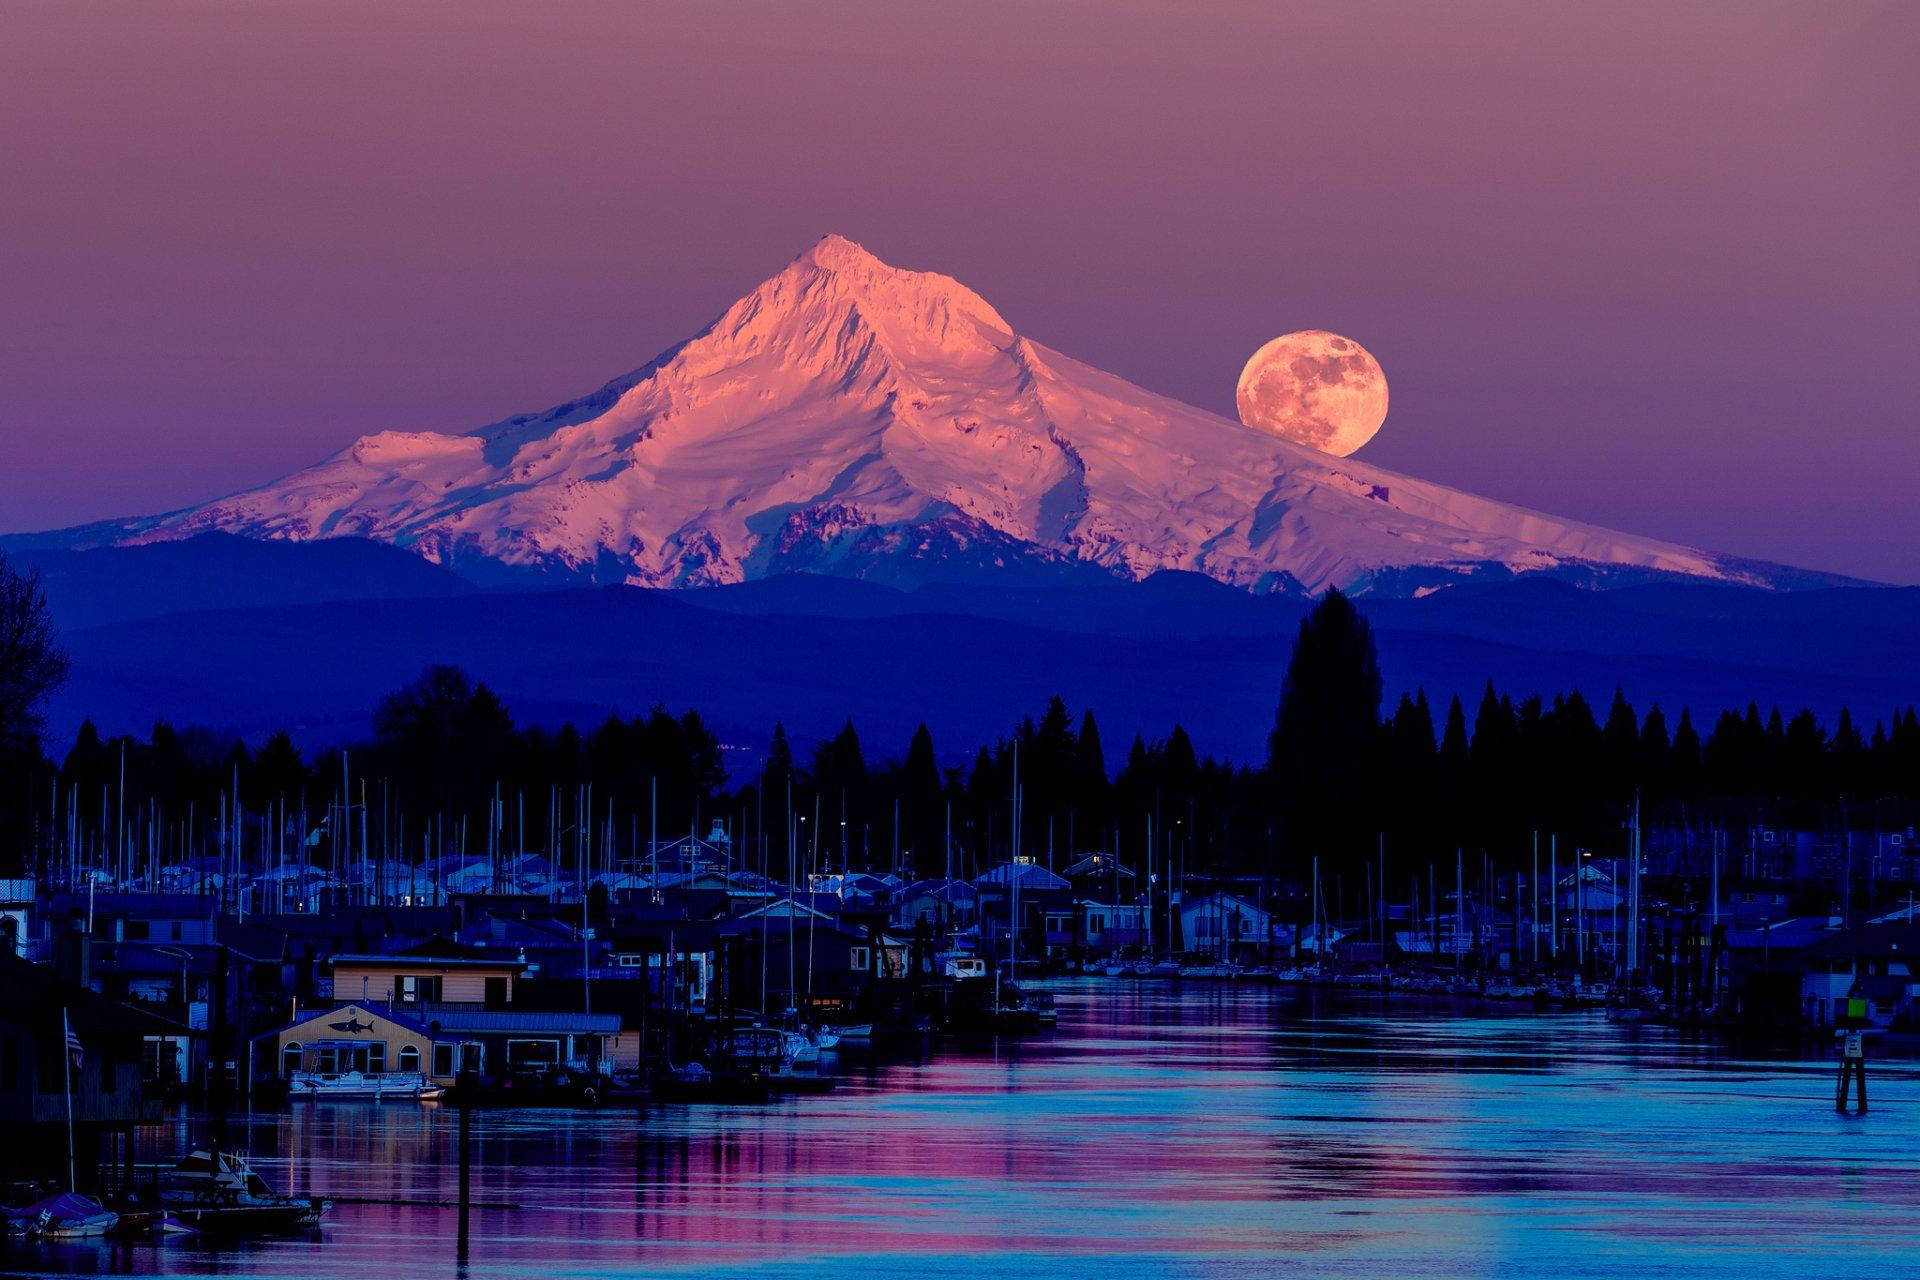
[[4, 981, 1910, 1279]]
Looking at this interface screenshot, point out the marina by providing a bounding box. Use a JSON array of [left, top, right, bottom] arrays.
[[4, 980, 1918, 1278]]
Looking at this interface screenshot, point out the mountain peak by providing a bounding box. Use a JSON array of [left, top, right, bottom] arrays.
[[46, 238, 1834, 597], [797, 232, 881, 273], [764, 235, 1010, 339]]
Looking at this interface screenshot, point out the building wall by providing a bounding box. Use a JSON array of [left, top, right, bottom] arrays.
[[276, 1003, 443, 1081], [330, 962, 517, 1006]]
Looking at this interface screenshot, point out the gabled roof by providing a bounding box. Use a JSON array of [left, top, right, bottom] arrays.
[[736, 898, 838, 921], [975, 862, 1071, 892], [456, 915, 581, 947], [1063, 853, 1135, 880], [277, 999, 444, 1040]]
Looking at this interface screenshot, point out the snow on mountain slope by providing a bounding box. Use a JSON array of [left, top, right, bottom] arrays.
[[53, 236, 1825, 595]]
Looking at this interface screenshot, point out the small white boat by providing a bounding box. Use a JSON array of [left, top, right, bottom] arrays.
[[6, 1192, 118, 1239], [830, 1022, 873, 1042], [288, 1070, 443, 1100]]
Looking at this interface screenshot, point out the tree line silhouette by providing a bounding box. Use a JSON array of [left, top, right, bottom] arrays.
[[4, 588, 1918, 889]]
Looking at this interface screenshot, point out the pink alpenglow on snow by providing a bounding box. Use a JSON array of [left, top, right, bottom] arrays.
[[69, 238, 1839, 597]]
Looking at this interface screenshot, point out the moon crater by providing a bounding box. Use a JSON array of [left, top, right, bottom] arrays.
[[1236, 330, 1388, 457]]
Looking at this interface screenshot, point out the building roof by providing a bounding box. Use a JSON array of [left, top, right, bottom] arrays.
[[903, 878, 977, 902], [1853, 975, 1913, 1002], [275, 1000, 447, 1041], [1804, 923, 1920, 960], [1181, 891, 1266, 914], [1063, 853, 1135, 880], [330, 953, 526, 970], [0, 952, 186, 1037], [427, 1008, 621, 1035], [975, 862, 1071, 892]]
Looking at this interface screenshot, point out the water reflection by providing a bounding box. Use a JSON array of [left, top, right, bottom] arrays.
[[5, 981, 1915, 1279]]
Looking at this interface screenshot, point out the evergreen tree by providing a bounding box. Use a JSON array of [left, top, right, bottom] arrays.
[[0, 552, 68, 756], [1074, 708, 1109, 839], [1601, 687, 1640, 799], [1669, 708, 1702, 802], [901, 723, 945, 878], [1267, 588, 1383, 867]]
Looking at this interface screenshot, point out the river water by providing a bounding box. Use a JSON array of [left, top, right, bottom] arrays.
[[4, 980, 1915, 1279]]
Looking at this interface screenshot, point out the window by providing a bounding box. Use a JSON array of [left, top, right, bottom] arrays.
[[484, 976, 509, 1007], [397, 1045, 420, 1073], [282, 1042, 303, 1078], [367, 1043, 387, 1074], [398, 975, 443, 1004], [125, 920, 150, 940], [505, 1039, 560, 1069], [432, 1044, 456, 1078], [1091, 914, 1107, 933], [171, 922, 183, 941], [849, 946, 870, 972]]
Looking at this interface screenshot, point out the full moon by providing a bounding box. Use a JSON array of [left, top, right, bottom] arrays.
[[1235, 330, 1388, 457]]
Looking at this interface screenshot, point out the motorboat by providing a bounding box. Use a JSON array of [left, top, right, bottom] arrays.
[[288, 1069, 444, 1101], [158, 1150, 328, 1236], [5, 1192, 118, 1239], [782, 1030, 822, 1067]]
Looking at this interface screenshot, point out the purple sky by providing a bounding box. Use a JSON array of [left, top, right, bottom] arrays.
[[2, 0, 1915, 582]]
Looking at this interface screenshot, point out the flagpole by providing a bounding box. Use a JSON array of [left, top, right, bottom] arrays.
[[62, 1007, 77, 1191]]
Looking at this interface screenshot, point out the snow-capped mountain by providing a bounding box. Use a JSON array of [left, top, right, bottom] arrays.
[[35, 236, 1839, 595]]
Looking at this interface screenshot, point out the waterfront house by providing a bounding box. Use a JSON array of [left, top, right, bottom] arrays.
[[415, 1003, 621, 1075], [0, 953, 174, 1188], [717, 914, 902, 1013], [36, 892, 218, 951], [250, 862, 337, 913], [271, 1000, 467, 1084], [328, 944, 522, 1008], [975, 861, 1074, 962], [1798, 923, 1920, 1028], [1179, 893, 1271, 962], [1078, 899, 1147, 953], [1063, 853, 1135, 902], [897, 878, 976, 929], [1, 878, 33, 959]]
